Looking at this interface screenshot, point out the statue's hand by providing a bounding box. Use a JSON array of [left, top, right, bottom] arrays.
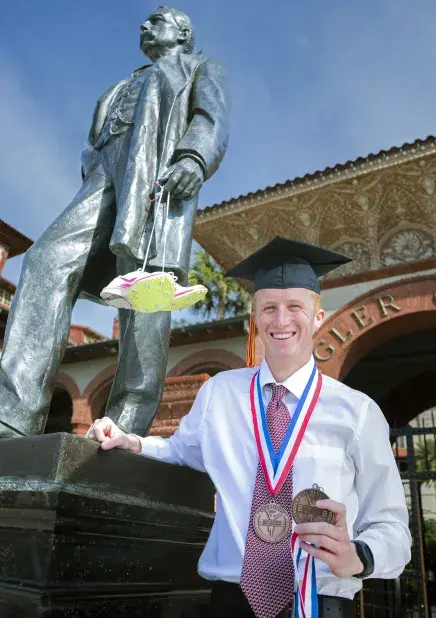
[[159, 157, 204, 201], [86, 417, 142, 454]]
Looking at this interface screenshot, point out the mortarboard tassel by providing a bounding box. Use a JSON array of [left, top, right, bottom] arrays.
[[246, 312, 256, 368]]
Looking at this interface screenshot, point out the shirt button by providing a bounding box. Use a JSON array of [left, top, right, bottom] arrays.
[[110, 112, 117, 119], [111, 121, 119, 132]]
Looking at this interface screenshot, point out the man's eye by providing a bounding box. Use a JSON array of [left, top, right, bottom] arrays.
[[264, 306, 275, 312]]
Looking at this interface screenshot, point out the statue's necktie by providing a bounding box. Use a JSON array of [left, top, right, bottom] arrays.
[[241, 383, 295, 618]]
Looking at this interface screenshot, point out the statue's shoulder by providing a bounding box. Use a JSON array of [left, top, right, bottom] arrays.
[[176, 51, 224, 73], [196, 54, 227, 80], [96, 78, 129, 106]]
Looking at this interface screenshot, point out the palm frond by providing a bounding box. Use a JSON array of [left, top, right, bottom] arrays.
[[188, 249, 251, 320]]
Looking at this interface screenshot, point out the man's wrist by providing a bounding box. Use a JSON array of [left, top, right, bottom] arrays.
[[127, 433, 142, 454], [350, 542, 364, 576]]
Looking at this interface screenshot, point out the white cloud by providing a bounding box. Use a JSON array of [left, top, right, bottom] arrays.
[[0, 53, 115, 336], [287, 0, 436, 164], [0, 54, 79, 234]]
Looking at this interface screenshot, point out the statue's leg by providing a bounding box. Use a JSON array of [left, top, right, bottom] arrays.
[[105, 258, 171, 436], [0, 165, 113, 437]]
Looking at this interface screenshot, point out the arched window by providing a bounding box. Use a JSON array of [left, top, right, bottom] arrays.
[[45, 387, 73, 434], [168, 349, 245, 377]]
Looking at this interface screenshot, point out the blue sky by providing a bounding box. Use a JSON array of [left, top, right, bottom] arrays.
[[2, 0, 436, 336]]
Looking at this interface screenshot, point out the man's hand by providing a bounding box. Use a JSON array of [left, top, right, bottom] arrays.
[[294, 499, 364, 578], [159, 158, 204, 201], [86, 417, 142, 454]]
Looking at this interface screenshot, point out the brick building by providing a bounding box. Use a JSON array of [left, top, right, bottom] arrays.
[[2, 136, 436, 436], [3, 138, 436, 442], [0, 221, 33, 343], [2, 132, 436, 612]]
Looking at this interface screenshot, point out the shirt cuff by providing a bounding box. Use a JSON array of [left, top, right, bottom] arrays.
[[138, 436, 159, 458], [137, 435, 184, 465], [176, 152, 206, 178]]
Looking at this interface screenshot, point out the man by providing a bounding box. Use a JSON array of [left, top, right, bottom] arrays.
[[0, 6, 229, 439], [88, 237, 411, 618]]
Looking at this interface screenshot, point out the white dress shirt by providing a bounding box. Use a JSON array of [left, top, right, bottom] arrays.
[[139, 356, 411, 599]]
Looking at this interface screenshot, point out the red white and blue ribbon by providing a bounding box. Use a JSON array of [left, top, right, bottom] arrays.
[[249, 361, 323, 617], [249, 362, 322, 495], [291, 532, 318, 618]]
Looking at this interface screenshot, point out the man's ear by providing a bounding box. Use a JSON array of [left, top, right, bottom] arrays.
[[178, 28, 190, 44], [314, 309, 325, 332]]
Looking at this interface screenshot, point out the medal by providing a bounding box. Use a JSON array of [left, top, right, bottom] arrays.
[[292, 483, 334, 525], [253, 502, 291, 543]]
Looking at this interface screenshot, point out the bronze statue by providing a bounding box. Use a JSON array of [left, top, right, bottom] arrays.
[[0, 6, 229, 439]]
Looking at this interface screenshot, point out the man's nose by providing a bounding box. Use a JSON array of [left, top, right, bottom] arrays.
[[275, 307, 291, 328], [140, 21, 150, 32]]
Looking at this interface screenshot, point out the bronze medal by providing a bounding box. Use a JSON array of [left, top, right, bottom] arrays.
[[292, 484, 334, 525], [253, 502, 291, 543]]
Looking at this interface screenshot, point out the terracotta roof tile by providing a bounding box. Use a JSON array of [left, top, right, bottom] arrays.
[[198, 136, 436, 218]]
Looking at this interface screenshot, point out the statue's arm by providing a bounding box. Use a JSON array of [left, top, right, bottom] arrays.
[[173, 58, 230, 180], [88, 81, 126, 146], [81, 81, 126, 181]]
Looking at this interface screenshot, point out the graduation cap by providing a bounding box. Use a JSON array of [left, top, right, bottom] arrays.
[[225, 236, 350, 294], [225, 236, 351, 366]]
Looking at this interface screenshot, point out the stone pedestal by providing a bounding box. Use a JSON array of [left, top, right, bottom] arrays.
[[0, 433, 215, 617]]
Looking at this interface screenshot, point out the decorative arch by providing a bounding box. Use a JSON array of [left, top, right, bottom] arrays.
[[55, 372, 80, 399], [314, 274, 436, 380], [168, 349, 245, 377], [51, 372, 84, 434], [46, 387, 73, 434], [82, 365, 117, 400], [82, 365, 117, 421]]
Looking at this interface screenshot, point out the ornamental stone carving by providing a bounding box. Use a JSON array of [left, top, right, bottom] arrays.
[[380, 229, 434, 266], [196, 142, 436, 280], [325, 241, 372, 277]]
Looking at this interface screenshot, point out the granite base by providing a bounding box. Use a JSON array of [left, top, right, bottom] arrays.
[[0, 433, 215, 617]]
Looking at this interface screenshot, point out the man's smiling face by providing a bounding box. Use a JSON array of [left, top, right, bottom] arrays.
[[253, 287, 324, 367], [140, 10, 184, 57]]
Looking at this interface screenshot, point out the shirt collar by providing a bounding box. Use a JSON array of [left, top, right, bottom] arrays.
[[259, 355, 315, 400]]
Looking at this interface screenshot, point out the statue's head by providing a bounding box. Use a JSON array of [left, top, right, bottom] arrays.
[[140, 6, 195, 61]]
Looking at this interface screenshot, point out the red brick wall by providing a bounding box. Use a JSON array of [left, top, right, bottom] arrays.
[[0, 245, 8, 277]]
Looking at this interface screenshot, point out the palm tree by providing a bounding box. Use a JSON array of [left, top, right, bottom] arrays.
[[188, 249, 251, 320], [415, 438, 436, 488]]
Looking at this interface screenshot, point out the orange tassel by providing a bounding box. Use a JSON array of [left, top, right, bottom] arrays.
[[246, 312, 256, 368]]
